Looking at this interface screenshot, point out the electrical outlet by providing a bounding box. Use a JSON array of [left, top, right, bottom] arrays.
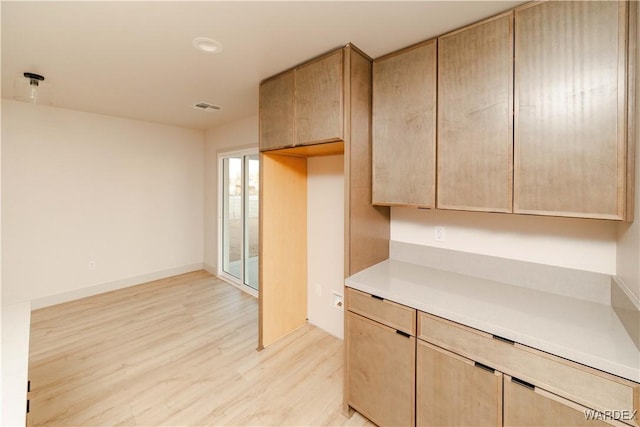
[[315, 284, 322, 297], [434, 226, 445, 242], [89, 260, 96, 271], [331, 292, 344, 311]]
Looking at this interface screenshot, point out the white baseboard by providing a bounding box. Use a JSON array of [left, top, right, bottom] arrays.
[[31, 263, 204, 309], [203, 263, 217, 276]]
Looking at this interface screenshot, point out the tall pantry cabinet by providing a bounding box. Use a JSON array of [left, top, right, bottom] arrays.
[[258, 44, 390, 349]]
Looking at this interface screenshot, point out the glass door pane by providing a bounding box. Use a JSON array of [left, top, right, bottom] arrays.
[[244, 154, 259, 290], [222, 156, 242, 279], [220, 150, 260, 294]]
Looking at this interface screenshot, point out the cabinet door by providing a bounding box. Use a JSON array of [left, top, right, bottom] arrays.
[[514, 1, 628, 219], [417, 340, 502, 427], [259, 71, 295, 151], [372, 40, 437, 207], [504, 375, 626, 427], [295, 50, 344, 146], [437, 13, 513, 213], [346, 312, 415, 427]]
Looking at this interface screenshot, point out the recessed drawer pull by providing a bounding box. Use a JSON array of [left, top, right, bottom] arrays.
[[418, 311, 638, 415], [474, 362, 495, 374], [396, 330, 411, 338], [347, 289, 416, 334], [493, 334, 515, 345], [511, 377, 535, 391]]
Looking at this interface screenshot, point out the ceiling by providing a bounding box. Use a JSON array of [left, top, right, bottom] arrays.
[[1, 1, 526, 131]]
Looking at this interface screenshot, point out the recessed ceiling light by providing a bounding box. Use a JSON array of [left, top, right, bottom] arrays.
[[192, 37, 222, 54]]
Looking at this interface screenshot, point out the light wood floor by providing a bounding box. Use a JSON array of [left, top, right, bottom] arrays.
[[28, 271, 373, 426]]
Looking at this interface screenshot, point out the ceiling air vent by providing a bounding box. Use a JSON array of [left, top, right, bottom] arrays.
[[193, 102, 222, 112]]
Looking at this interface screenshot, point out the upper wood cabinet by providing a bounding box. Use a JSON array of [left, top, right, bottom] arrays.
[[370, 0, 635, 221], [295, 50, 344, 146], [259, 70, 295, 151], [437, 13, 514, 213], [514, 1, 632, 220], [372, 40, 437, 207], [259, 49, 345, 151]]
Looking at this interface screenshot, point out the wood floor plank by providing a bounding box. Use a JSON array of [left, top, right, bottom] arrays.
[[28, 271, 374, 427]]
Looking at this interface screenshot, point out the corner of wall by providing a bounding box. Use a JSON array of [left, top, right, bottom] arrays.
[[611, 276, 640, 351], [616, 6, 640, 303], [203, 263, 217, 276], [202, 114, 259, 274]]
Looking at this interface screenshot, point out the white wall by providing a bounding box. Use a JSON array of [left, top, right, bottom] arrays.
[[617, 3, 640, 304], [203, 114, 258, 273], [307, 155, 344, 339], [392, 208, 618, 275], [2, 100, 204, 306]]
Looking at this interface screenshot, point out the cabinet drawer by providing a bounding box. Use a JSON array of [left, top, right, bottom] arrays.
[[346, 288, 416, 335], [418, 312, 639, 424], [504, 375, 628, 426]]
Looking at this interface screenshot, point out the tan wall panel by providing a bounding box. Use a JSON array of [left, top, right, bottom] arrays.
[[259, 153, 307, 348]]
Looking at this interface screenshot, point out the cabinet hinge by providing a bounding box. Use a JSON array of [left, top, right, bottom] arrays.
[[396, 330, 411, 338]]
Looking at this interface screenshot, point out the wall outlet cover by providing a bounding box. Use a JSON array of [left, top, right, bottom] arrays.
[[331, 292, 344, 311]]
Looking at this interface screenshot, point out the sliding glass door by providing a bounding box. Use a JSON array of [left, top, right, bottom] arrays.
[[219, 150, 259, 293], [243, 154, 259, 290]]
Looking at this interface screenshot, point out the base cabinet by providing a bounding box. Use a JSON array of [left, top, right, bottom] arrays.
[[417, 340, 503, 426], [345, 288, 640, 427], [504, 375, 626, 427], [346, 311, 415, 427]]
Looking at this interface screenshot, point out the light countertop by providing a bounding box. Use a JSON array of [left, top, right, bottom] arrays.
[[346, 259, 640, 383]]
